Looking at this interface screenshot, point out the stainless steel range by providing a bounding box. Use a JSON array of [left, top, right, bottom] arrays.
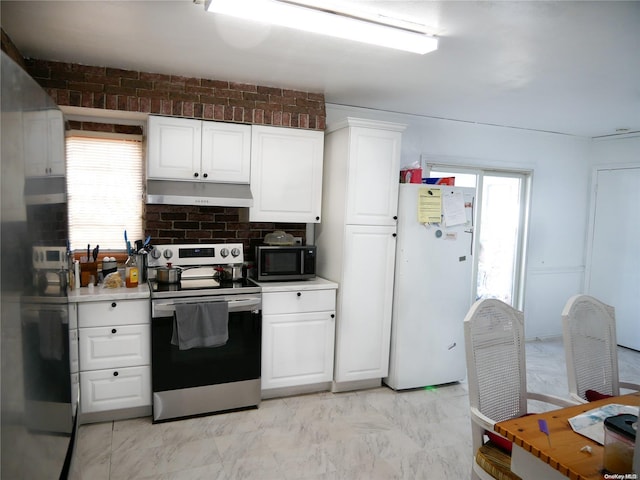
[[148, 243, 261, 422]]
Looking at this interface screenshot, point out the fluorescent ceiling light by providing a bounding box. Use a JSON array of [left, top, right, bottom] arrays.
[[204, 0, 438, 55]]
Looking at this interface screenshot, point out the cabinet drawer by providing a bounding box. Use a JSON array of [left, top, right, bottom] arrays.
[[262, 289, 336, 314], [80, 366, 151, 413], [78, 299, 150, 328], [79, 324, 150, 370]]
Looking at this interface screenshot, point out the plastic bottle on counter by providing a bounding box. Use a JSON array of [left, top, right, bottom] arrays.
[[125, 255, 139, 288], [74, 260, 80, 290]]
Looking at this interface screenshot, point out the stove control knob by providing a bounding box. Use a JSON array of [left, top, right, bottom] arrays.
[[150, 247, 161, 260], [220, 248, 229, 258], [163, 249, 173, 260], [231, 248, 241, 257]]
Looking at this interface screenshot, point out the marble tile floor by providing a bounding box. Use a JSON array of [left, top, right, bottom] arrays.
[[69, 337, 640, 480]]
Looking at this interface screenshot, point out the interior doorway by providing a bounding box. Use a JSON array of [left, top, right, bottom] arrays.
[[426, 165, 530, 309], [586, 166, 640, 350]]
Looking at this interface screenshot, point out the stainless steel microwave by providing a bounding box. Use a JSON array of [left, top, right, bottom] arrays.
[[255, 245, 316, 281]]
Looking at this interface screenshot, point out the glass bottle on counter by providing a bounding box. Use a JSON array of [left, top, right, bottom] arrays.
[[125, 254, 139, 288]]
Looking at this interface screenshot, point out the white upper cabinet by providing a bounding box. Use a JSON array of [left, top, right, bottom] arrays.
[[201, 121, 251, 183], [147, 115, 201, 180], [345, 125, 403, 225], [249, 125, 324, 223], [23, 109, 65, 177], [147, 115, 251, 183]]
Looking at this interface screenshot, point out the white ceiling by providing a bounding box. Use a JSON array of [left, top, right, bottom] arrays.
[[2, 0, 639, 138]]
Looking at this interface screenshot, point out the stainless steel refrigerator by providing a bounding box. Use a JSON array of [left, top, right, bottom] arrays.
[[384, 183, 475, 390], [1, 51, 77, 479]]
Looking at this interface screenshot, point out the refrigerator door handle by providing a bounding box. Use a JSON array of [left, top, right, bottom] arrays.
[[464, 227, 474, 256]]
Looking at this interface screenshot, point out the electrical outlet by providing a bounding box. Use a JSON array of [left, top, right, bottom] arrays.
[[293, 237, 303, 245]]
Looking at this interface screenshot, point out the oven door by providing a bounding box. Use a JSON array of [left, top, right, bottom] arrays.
[[151, 295, 261, 421]]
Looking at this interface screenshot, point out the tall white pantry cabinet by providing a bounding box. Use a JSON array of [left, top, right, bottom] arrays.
[[315, 117, 406, 392]]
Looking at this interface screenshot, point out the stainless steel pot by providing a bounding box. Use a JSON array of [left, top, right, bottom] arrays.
[[215, 264, 244, 282], [156, 264, 182, 284], [225, 264, 244, 282]]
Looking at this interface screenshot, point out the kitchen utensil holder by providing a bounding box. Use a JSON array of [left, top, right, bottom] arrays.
[[80, 261, 98, 287]]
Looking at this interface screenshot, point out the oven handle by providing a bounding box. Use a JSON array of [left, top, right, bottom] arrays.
[[152, 297, 261, 318]]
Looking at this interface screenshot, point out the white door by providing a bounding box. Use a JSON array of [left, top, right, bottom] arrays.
[[587, 167, 640, 350], [201, 122, 251, 183], [346, 127, 402, 226], [147, 115, 201, 180], [334, 225, 397, 383]]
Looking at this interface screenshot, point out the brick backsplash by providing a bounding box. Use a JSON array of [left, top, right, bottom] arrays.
[[145, 205, 306, 261], [25, 59, 326, 130]]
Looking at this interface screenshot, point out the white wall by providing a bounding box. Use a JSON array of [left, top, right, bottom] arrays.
[[326, 104, 593, 339], [590, 134, 640, 167]]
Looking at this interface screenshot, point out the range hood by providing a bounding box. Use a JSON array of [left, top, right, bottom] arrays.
[[146, 179, 253, 207], [24, 176, 67, 205]]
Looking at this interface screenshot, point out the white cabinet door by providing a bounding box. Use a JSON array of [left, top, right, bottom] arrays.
[[262, 311, 335, 389], [79, 324, 150, 371], [23, 110, 49, 177], [80, 366, 151, 413], [201, 122, 251, 183], [250, 126, 324, 223], [147, 115, 201, 180], [346, 127, 401, 225], [334, 225, 397, 383], [78, 299, 150, 328], [47, 109, 66, 176]]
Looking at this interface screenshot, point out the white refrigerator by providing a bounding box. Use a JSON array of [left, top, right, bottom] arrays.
[[384, 183, 475, 390]]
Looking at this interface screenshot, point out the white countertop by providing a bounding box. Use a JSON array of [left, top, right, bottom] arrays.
[[253, 276, 338, 293], [67, 284, 150, 302], [67, 276, 337, 300]]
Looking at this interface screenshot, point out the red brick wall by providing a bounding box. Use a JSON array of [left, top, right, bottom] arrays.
[[145, 205, 306, 260], [41, 59, 320, 250], [25, 59, 326, 130]]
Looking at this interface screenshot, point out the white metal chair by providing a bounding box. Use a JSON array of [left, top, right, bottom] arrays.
[[561, 294, 640, 403], [464, 298, 575, 480]]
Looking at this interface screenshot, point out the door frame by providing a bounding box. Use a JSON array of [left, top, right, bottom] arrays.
[[584, 162, 640, 292]]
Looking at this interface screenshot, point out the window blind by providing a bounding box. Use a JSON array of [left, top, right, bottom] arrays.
[[66, 133, 144, 252]]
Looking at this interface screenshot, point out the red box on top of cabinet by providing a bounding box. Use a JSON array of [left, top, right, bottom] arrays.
[[399, 168, 422, 184]]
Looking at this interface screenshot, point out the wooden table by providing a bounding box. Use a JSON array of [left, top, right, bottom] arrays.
[[494, 392, 640, 480]]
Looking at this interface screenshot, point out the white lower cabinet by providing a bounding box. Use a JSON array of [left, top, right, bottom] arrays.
[[79, 324, 150, 371], [261, 283, 337, 392], [334, 225, 396, 383], [80, 366, 151, 414], [76, 298, 151, 421]]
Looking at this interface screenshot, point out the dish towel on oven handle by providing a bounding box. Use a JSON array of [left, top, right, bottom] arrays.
[[171, 301, 229, 350]]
